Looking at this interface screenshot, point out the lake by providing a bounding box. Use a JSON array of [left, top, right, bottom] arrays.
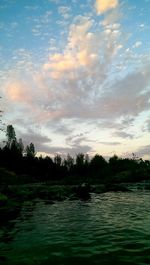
[[0, 190, 150, 265]]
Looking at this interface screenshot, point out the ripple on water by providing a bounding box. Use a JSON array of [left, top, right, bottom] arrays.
[[0, 191, 150, 265]]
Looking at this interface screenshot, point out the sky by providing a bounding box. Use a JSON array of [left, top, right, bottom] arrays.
[[0, 0, 150, 159]]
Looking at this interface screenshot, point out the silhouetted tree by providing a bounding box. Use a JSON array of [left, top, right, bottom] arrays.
[[25, 143, 35, 158], [0, 123, 150, 185], [6, 125, 16, 148], [63, 154, 74, 170], [17, 138, 24, 155], [74, 153, 86, 178], [54, 154, 62, 166], [90, 154, 107, 182], [76, 153, 84, 167], [85, 154, 90, 165], [109, 154, 119, 173]]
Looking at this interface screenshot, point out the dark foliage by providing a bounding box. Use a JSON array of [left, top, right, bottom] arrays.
[[0, 125, 150, 185]]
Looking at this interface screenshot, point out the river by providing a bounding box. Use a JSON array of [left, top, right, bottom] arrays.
[[0, 190, 150, 265]]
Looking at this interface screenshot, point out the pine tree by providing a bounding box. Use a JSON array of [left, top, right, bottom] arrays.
[[6, 125, 17, 148], [25, 143, 36, 157]]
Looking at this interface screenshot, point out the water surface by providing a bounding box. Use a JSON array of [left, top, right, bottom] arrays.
[[0, 191, 150, 265]]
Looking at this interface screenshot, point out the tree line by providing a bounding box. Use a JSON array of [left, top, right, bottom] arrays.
[[0, 125, 150, 185]]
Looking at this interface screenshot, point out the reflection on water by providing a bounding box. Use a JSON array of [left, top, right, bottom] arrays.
[[0, 191, 150, 265]]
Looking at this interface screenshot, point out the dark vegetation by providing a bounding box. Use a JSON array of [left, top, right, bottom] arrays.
[[0, 125, 149, 186], [0, 125, 150, 222]]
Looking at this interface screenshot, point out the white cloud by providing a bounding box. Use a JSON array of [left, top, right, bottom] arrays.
[[113, 131, 134, 139], [43, 17, 99, 79], [43, 12, 122, 86], [136, 145, 150, 158], [133, 41, 142, 48], [99, 141, 121, 145], [1, 0, 150, 158], [95, 0, 119, 15], [58, 6, 72, 19], [139, 24, 145, 28]]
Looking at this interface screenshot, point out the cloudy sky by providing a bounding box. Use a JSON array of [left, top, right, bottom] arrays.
[[0, 0, 150, 159]]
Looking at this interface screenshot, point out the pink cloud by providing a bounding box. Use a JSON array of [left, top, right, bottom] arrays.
[[43, 18, 98, 79], [95, 0, 119, 15], [5, 81, 30, 102]]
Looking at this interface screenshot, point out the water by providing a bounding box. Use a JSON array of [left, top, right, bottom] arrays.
[[0, 191, 150, 265]]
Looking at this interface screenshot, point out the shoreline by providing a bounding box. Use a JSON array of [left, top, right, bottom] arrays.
[[1, 181, 150, 224]]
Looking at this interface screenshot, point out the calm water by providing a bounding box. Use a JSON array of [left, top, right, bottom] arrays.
[[0, 191, 150, 265]]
